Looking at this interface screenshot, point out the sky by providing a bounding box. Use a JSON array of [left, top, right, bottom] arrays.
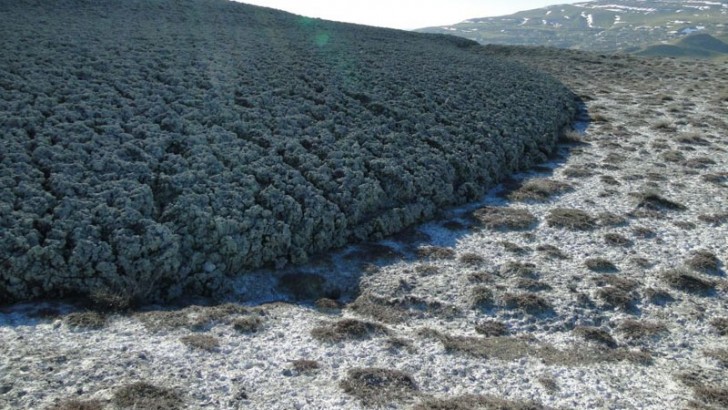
[[235, 0, 587, 30]]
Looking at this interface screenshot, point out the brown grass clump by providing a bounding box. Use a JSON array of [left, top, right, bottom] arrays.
[[593, 275, 639, 310], [179, 334, 220, 352], [574, 326, 617, 348], [585, 258, 618, 272], [311, 318, 389, 342], [603, 152, 626, 164], [698, 212, 728, 226], [536, 244, 569, 259], [136, 303, 250, 331], [663, 268, 716, 295], [472, 206, 537, 230], [631, 257, 653, 268], [88, 288, 136, 312], [704, 349, 728, 367], [516, 278, 552, 292], [507, 179, 573, 202], [632, 190, 687, 213], [385, 337, 416, 353], [692, 386, 728, 408], [232, 316, 263, 333], [644, 287, 674, 305], [349, 294, 460, 323], [499, 261, 538, 278], [413, 394, 549, 410], [672, 221, 697, 231], [417, 246, 456, 260], [678, 373, 728, 409], [428, 332, 650, 366], [291, 359, 320, 373], [347, 294, 409, 323], [604, 233, 633, 247], [598, 212, 628, 226], [501, 293, 553, 315], [702, 173, 728, 185], [340, 368, 419, 406], [415, 264, 440, 276], [632, 226, 656, 239], [497, 241, 530, 255], [113, 382, 183, 410], [673, 221, 696, 230], [538, 376, 560, 392], [459, 253, 485, 266], [64, 311, 107, 330], [560, 129, 584, 144], [600, 175, 621, 186], [314, 297, 342, 313], [475, 320, 509, 337], [470, 286, 495, 309], [651, 118, 677, 132], [590, 113, 609, 124], [686, 250, 721, 274], [684, 157, 716, 169], [660, 151, 687, 166], [676, 132, 711, 146], [546, 208, 597, 230], [467, 271, 493, 284], [47, 399, 104, 410], [437, 335, 533, 360], [619, 319, 668, 341], [710, 317, 728, 336]]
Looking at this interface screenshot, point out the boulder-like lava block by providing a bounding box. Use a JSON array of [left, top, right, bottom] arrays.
[[0, 0, 577, 303]]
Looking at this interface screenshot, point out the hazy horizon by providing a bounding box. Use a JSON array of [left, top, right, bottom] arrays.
[[234, 0, 589, 30]]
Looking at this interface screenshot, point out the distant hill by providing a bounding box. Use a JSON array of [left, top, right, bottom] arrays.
[[0, 0, 577, 303], [417, 0, 728, 55], [679, 32, 728, 52], [637, 33, 728, 57]]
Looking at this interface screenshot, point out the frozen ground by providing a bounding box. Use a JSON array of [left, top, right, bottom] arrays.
[[1, 49, 727, 409]]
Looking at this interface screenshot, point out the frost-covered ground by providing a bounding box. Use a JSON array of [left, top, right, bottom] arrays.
[[2, 50, 728, 410]]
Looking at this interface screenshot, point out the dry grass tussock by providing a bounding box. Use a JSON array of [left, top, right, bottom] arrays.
[[135, 303, 252, 331], [421, 330, 651, 366], [507, 179, 573, 202], [310, 318, 389, 342], [340, 368, 419, 406], [179, 334, 220, 351], [472, 206, 537, 230], [663, 268, 716, 295], [63, 311, 107, 330], [619, 319, 669, 341], [413, 394, 550, 410], [546, 208, 597, 230], [112, 382, 184, 410], [46, 400, 104, 410]]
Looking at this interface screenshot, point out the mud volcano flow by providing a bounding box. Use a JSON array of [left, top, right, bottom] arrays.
[[0, 0, 578, 303]]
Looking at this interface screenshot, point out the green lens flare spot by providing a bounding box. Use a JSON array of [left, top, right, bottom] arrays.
[[314, 33, 330, 47]]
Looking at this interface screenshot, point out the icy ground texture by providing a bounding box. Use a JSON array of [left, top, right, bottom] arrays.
[[1, 48, 727, 409], [0, 0, 577, 303]]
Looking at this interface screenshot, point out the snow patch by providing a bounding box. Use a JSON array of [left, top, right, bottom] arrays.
[[590, 4, 657, 12], [581, 12, 594, 28]]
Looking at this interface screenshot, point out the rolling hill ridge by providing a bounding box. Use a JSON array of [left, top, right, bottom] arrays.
[[418, 0, 728, 55]]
